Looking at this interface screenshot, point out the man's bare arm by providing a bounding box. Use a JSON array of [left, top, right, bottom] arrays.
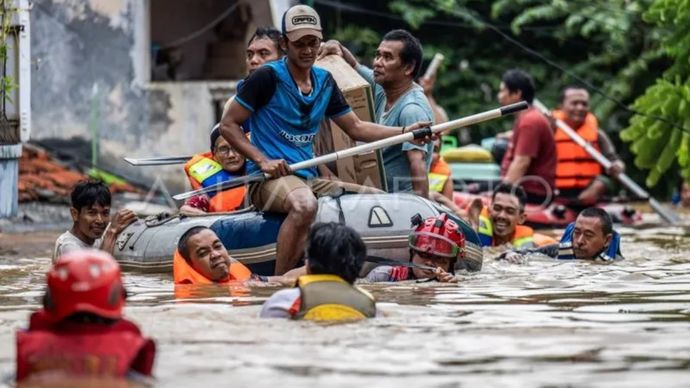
[[220, 101, 290, 177], [332, 111, 431, 143], [503, 155, 531, 183], [407, 149, 429, 198]]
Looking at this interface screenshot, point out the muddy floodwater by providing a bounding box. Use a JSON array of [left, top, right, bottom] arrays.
[[1, 223, 690, 387]]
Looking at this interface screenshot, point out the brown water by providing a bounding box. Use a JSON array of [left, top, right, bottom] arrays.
[[1, 224, 690, 387]]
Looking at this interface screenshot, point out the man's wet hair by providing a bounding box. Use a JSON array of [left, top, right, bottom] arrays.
[[248, 27, 281, 52], [382, 29, 423, 78], [491, 183, 527, 210], [578, 207, 613, 236], [178, 226, 211, 262], [71, 180, 111, 212], [306, 223, 366, 284], [560, 85, 588, 103], [501, 69, 536, 104]]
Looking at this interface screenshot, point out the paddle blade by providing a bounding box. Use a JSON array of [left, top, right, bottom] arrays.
[[648, 198, 681, 224], [124, 156, 192, 166]]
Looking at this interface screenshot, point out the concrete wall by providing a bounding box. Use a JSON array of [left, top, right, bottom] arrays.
[[30, 0, 270, 193]]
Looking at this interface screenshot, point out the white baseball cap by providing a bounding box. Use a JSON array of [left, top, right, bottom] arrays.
[[282, 5, 323, 42]]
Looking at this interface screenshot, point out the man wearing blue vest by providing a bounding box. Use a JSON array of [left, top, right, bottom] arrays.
[[499, 207, 623, 263], [219, 5, 431, 275]]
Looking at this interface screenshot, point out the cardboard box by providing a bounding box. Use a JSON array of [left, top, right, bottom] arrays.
[[314, 55, 387, 191]]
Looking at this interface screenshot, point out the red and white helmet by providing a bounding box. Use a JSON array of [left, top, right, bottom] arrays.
[[44, 249, 126, 322], [409, 213, 465, 260]]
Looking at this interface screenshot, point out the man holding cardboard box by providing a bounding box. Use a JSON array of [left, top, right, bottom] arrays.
[[219, 5, 432, 275], [318, 30, 435, 197]]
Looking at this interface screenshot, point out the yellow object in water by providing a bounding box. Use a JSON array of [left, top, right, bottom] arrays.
[[533, 233, 558, 247], [442, 145, 493, 163]]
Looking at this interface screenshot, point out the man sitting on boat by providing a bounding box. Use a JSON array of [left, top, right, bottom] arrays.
[[17, 250, 156, 382], [365, 213, 464, 283], [182, 28, 285, 216], [180, 125, 248, 215], [53, 180, 137, 263], [500, 207, 623, 263], [498, 69, 556, 206], [318, 30, 435, 197], [173, 226, 301, 285], [219, 4, 430, 275], [260, 223, 376, 321], [552, 86, 626, 206]]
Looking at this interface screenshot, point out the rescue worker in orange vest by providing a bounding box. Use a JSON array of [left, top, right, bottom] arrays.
[[260, 223, 376, 321], [478, 183, 538, 249], [180, 125, 248, 215], [173, 226, 303, 285], [16, 250, 155, 382], [365, 213, 464, 283], [553, 86, 625, 206]]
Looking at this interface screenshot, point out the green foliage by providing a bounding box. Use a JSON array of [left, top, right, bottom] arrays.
[[620, 0, 690, 186], [0, 0, 18, 105], [316, 0, 683, 195]]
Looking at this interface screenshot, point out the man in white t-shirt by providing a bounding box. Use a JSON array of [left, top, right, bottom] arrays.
[[53, 180, 137, 262]]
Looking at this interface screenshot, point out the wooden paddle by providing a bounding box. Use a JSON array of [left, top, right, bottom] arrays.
[[172, 101, 529, 201], [124, 155, 193, 166], [422, 53, 445, 80], [365, 256, 439, 272], [534, 99, 680, 224]]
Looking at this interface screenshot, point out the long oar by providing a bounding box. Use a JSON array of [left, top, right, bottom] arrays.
[[365, 256, 438, 272], [172, 101, 529, 201], [124, 155, 193, 166], [533, 99, 680, 224], [422, 53, 444, 80]]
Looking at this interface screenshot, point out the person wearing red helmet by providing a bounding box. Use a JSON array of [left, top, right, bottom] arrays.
[[365, 213, 465, 283], [16, 250, 156, 382]]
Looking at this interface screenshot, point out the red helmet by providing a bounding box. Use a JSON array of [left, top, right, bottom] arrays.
[[409, 213, 465, 259], [44, 249, 125, 322]]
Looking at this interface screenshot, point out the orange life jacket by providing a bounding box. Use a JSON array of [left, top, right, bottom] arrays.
[[552, 110, 603, 190], [183, 152, 246, 212], [428, 158, 451, 193], [173, 249, 252, 285]]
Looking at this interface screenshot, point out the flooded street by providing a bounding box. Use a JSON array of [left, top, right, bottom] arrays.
[[1, 224, 690, 387]]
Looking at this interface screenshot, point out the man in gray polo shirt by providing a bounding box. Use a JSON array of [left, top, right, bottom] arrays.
[[319, 30, 434, 196]]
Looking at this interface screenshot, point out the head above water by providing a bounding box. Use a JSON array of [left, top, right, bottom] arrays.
[[246, 27, 282, 73], [372, 29, 423, 87], [572, 207, 613, 260], [280, 5, 323, 70], [44, 249, 126, 323], [560, 86, 590, 128], [209, 124, 245, 172], [489, 183, 527, 239], [306, 223, 366, 284], [408, 213, 465, 277], [178, 226, 232, 282], [498, 69, 535, 105], [69, 180, 112, 243]]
